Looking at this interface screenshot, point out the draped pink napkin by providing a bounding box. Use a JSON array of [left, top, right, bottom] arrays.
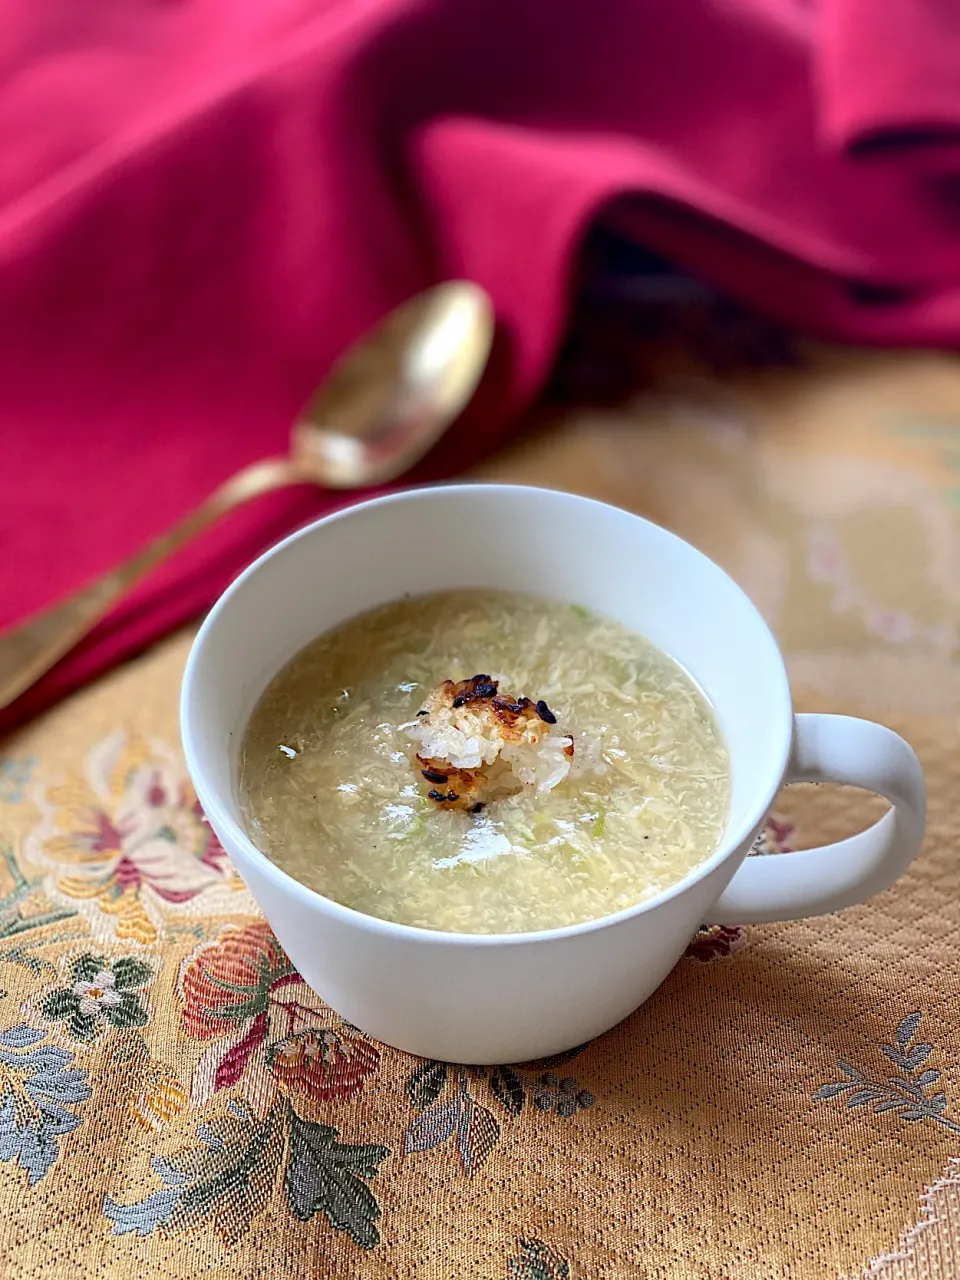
[[3, 0, 960, 732]]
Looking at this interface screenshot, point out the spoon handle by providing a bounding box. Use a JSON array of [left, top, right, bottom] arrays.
[[0, 457, 304, 712]]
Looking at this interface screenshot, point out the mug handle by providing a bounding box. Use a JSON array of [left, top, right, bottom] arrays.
[[705, 713, 926, 925]]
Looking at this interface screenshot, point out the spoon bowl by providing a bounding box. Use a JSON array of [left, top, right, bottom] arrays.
[[293, 281, 494, 487]]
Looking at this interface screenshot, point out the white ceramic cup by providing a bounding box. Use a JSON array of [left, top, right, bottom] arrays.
[[181, 484, 926, 1064]]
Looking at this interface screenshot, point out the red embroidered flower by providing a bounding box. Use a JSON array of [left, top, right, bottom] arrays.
[[269, 1031, 381, 1112], [180, 922, 293, 1040], [684, 924, 746, 962], [180, 922, 381, 1112]]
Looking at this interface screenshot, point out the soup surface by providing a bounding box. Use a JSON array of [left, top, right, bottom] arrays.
[[239, 591, 729, 933]]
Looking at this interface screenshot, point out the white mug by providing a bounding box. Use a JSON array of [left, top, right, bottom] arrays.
[[181, 485, 926, 1063]]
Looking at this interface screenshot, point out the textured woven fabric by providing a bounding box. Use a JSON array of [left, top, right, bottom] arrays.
[[0, 348, 957, 1278]]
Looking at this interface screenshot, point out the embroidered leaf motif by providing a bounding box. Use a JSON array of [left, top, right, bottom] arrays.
[[71, 954, 106, 985], [0, 757, 35, 805], [0, 1024, 44, 1049], [40, 990, 77, 1020], [172, 1113, 277, 1241], [846, 1089, 881, 1108], [490, 1066, 526, 1117], [103, 1184, 183, 1238], [68, 1010, 100, 1042], [812, 1082, 851, 1101], [112, 957, 152, 990], [0, 1023, 91, 1185], [905, 1044, 933, 1070], [108, 992, 149, 1030], [888, 1077, 923, 1099], [814, 1011, 960, 1136], [403, 1098, 462, 1154], [0, 945, 54, 978], [507, 1237, 571, 1280], [896, 1012, 922, 1047], [406, 1059, 447, 1111], [882, 1044, 908, 1069], [457, 1099, 499, 1177], [403, 1057, 597, 1181], [105, 1102, 281, 1244], [106, 1100, 390, 1247], [286, 1106, 389, 1248]]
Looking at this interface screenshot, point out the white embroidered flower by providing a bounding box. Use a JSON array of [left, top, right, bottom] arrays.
[[72, 968, 124, 1017]]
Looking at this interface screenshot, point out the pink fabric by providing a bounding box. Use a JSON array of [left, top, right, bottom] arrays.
[[3, 0, 960, 732]]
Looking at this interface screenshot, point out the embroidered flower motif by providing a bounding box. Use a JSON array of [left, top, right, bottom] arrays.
[[74, 969, 123, 1017], [178, 921, 380, 1117], [806, 525, 922, 647], [39, 954, 152, 1042], [867, 608, 915, 644], [267, 1030, 381, 1114], [106, 923, 389, 1249], [25, 731, 253, 944], [179, 920, 290, 1042], [750, 812, 796, 856], [0, 1023, 91, 1184], [684, 924, 746, 963], [684, 814, 797, 962], [129, 1064, 188, 1133]]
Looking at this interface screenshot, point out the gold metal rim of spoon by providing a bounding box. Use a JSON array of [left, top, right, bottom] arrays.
[[0, 280, 495, 712]]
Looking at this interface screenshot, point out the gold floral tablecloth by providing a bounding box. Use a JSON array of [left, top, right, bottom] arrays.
[[1, 348, 958, 1279]]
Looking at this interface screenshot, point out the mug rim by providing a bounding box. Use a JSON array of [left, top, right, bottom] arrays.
[[181, 482, 794, 948]]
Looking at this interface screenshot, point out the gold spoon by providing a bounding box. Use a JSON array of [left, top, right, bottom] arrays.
[[0, 281, 494, 711]]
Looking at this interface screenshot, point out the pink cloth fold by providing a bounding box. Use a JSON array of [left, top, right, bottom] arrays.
[[820, 0, 960, 155], [4, 0, 960, 733]]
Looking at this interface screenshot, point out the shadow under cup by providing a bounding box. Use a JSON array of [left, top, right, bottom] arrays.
[[181, 484, 794, 1062]]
